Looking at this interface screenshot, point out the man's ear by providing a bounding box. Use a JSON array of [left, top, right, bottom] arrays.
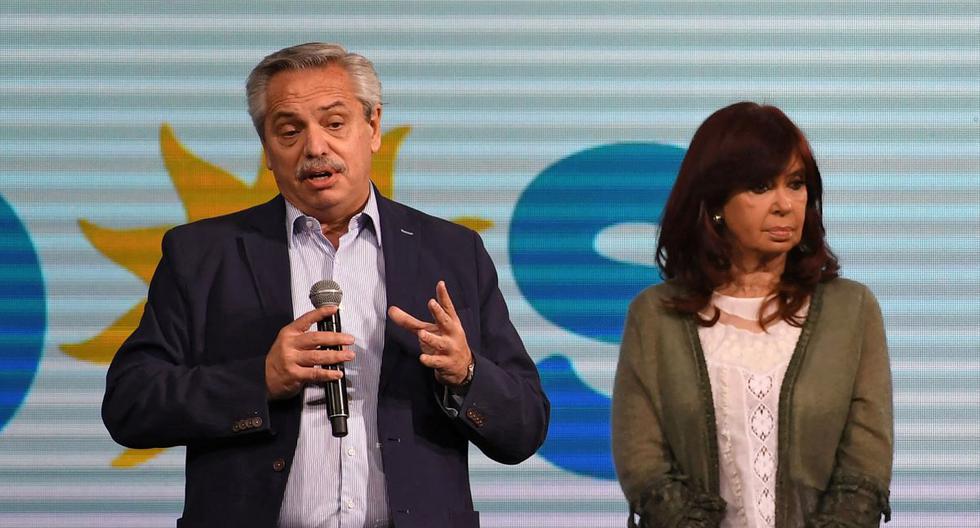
[[369, 105, 383, 153]]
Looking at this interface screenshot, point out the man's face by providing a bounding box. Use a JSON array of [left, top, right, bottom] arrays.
[[262, 64, 381, 223]]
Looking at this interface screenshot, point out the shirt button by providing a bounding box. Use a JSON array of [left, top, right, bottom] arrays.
[[346, 499, 354, 509], [347, 447, 355, 456]]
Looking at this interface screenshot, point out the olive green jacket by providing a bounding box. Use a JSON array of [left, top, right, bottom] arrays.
[[612, 279, 893, 528]]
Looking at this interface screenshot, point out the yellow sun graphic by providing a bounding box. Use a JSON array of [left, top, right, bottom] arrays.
[[65, 123, 492, 468]]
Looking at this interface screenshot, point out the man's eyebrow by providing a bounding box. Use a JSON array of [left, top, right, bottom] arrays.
[[317, 101, 346, 113], [268, 101, 349, 123], [269, 109, 298, 122]]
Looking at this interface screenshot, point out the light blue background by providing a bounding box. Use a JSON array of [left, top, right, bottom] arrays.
[[0, 1, 977, 526]]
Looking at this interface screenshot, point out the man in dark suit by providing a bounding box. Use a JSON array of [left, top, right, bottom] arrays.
[[102, 42, 549, 528]]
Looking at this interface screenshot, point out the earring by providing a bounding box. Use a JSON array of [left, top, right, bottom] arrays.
[[711, 213, 723, 225]]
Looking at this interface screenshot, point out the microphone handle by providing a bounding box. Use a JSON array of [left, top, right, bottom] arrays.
[[317, 312, 349, 437]]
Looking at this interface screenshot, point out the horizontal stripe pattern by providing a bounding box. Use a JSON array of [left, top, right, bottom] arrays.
[[0, 1, 976, 527]]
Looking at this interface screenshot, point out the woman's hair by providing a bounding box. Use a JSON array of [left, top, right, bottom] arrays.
[[655, 101, 839, 327]]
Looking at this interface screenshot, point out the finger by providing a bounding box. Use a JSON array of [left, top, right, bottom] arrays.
[[418, 353, 453, 370], [296, 348, 355, 367], [427, 298, 456, 331], [419, 329, 453, 355], [299, 365, 344, 383], [435, 280, 458, 319], [290, 305, 338, 333], [388, 306, 435, 331], [294, 331, 355, 350]]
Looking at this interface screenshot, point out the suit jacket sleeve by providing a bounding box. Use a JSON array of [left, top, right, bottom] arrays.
[[807, 287, 893, 527], [446, 231, 550, 465], [101, 228, 272, 449]]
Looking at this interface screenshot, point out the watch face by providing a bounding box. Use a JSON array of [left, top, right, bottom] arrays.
[[463, 362, 475, 385]]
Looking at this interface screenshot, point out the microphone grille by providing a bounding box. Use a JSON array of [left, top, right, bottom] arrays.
[[309, 279, 343, 308]]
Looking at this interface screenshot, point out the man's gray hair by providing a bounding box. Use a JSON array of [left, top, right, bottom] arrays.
[[246, 42, 382, 140]]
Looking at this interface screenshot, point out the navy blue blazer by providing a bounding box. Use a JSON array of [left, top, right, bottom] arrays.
[[102, 193, 550, 528]]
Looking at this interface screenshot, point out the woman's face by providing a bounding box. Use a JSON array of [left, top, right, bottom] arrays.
[[721, 155, 808, 267]]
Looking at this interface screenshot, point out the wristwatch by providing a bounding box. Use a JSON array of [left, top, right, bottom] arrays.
[[459, 360, 475, 386]]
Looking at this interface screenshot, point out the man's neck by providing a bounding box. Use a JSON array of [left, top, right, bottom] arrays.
[[312, 190, 371, 250]]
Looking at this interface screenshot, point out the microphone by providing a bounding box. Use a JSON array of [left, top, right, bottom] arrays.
[[309, 279, 349, 438]]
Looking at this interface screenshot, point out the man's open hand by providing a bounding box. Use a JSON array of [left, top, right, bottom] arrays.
[[388, 281, 473, 387]]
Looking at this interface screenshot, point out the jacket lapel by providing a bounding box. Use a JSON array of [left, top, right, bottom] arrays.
[[376, 193, 422, 393], [236, 195, 302, 446], [237, 195, 293, 322]]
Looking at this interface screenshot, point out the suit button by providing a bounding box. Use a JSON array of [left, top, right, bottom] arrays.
[[465, 408, 486, 428], [232, 422, 241, 432], [253, 416, 263, 427], [272, 458, 285, 472]]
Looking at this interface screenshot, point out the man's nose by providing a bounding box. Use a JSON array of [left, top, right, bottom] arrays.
[[304, 127, 333, 158]]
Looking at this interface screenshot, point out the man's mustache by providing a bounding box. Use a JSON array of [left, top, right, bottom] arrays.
[[297, 157, 347, 179]]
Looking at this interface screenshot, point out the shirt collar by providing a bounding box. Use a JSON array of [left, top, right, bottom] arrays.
[[283, 186, 382, 249]]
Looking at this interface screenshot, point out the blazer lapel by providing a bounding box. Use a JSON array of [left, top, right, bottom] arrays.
[[237, 195, 293, 321], [236, 195, 302, 441], [376, 192, 422, 393]]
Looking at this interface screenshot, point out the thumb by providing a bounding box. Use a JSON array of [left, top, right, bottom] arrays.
[[290, 305, 337, 332]]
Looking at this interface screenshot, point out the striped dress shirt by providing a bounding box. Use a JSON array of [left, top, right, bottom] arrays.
[[277, 188, 390, 528]]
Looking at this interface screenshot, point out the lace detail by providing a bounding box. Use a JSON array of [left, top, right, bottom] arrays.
[[750, 401, 775, 443], [630, 473, 727, 528], [712, 357, 750, 527], [808, 470, 892, 526], [699, 294, 805, 528], [698, 319, 800, 372], [747, 373, 777, 526], [756, 486, 775, 526]]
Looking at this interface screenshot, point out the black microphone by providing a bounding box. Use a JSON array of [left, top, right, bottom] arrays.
[[309, 279, 349, 438]]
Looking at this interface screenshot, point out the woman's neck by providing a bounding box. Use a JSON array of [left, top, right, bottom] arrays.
[[717, 251, 786, 298]]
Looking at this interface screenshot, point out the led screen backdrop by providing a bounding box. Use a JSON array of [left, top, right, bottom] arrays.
[[0, 1, 978, 526]]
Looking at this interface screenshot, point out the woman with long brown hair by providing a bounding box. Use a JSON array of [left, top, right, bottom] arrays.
[[612, 102, 893, 527]]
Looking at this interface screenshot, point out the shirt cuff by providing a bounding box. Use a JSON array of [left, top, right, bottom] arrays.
[[439, 385, 466, 418]]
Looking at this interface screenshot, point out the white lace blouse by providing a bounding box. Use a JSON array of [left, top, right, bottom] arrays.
[[697, 293, 805, 528]]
